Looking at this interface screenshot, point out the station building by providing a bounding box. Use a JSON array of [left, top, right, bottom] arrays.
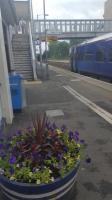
[[0, 0, 36, 129], [104, 0, 112, 19]]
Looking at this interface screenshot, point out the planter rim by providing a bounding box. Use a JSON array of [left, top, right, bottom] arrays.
[[0, 160, 80, 187]]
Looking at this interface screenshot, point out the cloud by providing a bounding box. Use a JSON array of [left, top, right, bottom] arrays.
[[32, 0, 105, 19]]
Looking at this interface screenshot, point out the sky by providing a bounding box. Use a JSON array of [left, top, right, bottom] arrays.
[[32, 0, 106, 20]]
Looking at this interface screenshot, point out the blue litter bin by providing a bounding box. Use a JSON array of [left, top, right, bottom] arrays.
[[9, 74, 23, 111]]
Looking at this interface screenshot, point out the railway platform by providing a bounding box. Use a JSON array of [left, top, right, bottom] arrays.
[[3, 65, 112, 200]]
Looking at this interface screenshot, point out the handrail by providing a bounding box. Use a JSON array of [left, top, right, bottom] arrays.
[[29, 22, 37, 80]]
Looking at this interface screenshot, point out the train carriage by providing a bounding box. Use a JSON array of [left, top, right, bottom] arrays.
[[70, 33, 112, 80]]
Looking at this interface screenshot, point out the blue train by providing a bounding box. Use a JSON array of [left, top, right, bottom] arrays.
[[70, 33, 112, 80]]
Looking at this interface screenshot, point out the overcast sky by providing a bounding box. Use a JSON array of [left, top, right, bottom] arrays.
[[32, 0, 106, 20]]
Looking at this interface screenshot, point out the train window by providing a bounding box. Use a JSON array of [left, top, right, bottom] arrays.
[[84, 53, 93, 60], [96, 49, 105, 62], [109, 49, 112, 62]]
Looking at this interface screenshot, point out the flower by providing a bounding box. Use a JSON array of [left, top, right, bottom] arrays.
[[86, 157, 92, 164], [0, 114, 88, 185], [0, 144, 3, 150], [9, 156, 16, 164], [0, 168, 4, 175], [61, 125, 66, 132], [80, 139, 85, 144]]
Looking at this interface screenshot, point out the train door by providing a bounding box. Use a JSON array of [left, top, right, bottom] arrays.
[[73, 47, 78, 72]]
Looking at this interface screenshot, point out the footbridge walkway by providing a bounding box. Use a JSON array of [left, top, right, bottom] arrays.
[[33, 19, 112, 39]]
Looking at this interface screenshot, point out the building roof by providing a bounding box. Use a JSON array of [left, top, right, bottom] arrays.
[[0, 0, 17, 25]]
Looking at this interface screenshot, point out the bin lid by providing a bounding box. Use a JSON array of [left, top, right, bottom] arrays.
[[9, 73, 23, 80]]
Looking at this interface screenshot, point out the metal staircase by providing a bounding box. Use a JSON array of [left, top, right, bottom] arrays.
[[12, 34, 34, 81]]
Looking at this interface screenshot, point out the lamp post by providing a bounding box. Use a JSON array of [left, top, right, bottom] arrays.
[[43, 0, 49, 78]]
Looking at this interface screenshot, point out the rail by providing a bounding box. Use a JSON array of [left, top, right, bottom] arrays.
[[29, 22, 37, 80]]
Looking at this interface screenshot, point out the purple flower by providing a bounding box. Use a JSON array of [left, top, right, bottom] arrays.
[[32, 152, 42, 160], [80, 139, 85, 144], [75, 131, 79, 136], [86, 157, 91, 164], [50, 127, 55, 132], [69, 131, 73, 140], [61, 125, 66, 132], [73, 133, 79, 142], [9, 156, 16, 164], [5, 143, 11, 150], [52, 123, 57, 129], [57, 153, 63, 161], [16, 130, 22, 136], [63, 146, 68, 153], [0, 144, 3, 150]]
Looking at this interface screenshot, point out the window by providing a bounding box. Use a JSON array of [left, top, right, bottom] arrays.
[[96, 49, 105, 62], [108, 48, 112, 62]]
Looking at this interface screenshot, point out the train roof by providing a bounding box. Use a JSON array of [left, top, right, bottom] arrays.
[[78, 33, 112, 47]]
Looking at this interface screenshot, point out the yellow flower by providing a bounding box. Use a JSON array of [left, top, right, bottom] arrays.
[[36, 179, 41, 184], [29, 172, 33, 177], [10, 176, 15, 181], [56, 129, 62, 135], [77, 155, 80, 160], [77, 144, 80, 148]]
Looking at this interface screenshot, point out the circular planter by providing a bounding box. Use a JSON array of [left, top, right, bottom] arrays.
[[0, 161, 80, 200]]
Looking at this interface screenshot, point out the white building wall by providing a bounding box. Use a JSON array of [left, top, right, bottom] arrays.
[[104, 0, 112, 19], [0, 9, 13, 124]]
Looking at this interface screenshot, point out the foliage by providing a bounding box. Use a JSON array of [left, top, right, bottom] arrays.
[[0, 114, 87, 185], [70, 38, 85, 47], [48, 41, 70, 59]]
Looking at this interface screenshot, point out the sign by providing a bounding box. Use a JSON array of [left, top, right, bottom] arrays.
[[47, 36, 58, 42], [40, 35, 58, 42]]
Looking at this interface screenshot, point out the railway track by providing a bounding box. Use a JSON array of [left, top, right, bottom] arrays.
[[48, 60, 70, 71], [48, 60, 112, 83]]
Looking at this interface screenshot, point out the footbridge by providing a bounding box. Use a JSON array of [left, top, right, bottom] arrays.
[[33, 19, 112, 39]]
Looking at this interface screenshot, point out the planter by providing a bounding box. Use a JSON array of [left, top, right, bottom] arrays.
[[0, 161, 80, 200]]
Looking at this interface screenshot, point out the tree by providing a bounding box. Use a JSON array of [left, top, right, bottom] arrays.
[[48, 41, 70, 59], [70, 38, 85, 46]]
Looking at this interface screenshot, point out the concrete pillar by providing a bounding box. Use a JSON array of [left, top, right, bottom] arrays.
[[0, 9, 13, 124]]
